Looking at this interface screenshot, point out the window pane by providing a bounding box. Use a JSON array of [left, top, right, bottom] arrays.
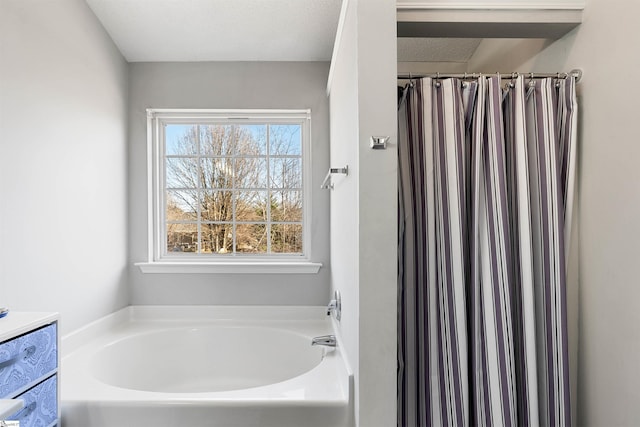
[[200, 157, 233, 189], [236, 191, 268, 222], [200, 191, 233, 222], [271, 191, 302, 222], [236, 157, 267, 189], [166, 157, 198, 189], [156, 111, 309, 259], [167, 223, 197, 253], [270, 125, 301, 156], [166, 190, 198, 221], [270, 158, 302, 189], [201, 223, 233, 254], [199, 125, 237, 156], [271, 224, 303, 254], [239, 125, 267, 155], [236, 224, 268, 253], [166, 124, 198, 156]]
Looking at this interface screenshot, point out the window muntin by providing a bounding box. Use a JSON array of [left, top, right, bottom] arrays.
[[148, 110, 310, 262]]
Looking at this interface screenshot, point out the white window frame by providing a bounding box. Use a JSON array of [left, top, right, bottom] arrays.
[[136, 109, 321, 274]]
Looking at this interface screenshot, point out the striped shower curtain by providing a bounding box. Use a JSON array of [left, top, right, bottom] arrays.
[[398, 75, 577, 427]]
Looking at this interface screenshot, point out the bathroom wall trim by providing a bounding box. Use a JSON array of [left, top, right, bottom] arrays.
[[134, 261, 322, 274]]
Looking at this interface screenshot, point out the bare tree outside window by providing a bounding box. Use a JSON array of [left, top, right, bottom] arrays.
[[164, 123, 303, 256]]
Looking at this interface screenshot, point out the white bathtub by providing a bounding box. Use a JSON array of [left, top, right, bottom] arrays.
[[61, 306, 352, 427]]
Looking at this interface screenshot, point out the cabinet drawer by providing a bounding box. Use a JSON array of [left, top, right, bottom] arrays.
[[0, 323, 57, 398], [7, 374, 57, 427]]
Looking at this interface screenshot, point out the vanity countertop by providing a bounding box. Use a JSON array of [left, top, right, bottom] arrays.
[[0, 312, 59, 343]]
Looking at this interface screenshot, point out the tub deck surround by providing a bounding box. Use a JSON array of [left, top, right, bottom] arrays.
[[61, 306, 352, 427]]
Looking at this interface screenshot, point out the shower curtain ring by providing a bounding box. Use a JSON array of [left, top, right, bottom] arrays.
[[509, 72, 517, 88]]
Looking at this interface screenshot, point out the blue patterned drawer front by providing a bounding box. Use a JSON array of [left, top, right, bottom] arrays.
[[7, 374, 57, 427], [0, 323, 57, 398]]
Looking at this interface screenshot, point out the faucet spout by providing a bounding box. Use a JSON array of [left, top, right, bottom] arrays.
[[311, 335, 337, 347]]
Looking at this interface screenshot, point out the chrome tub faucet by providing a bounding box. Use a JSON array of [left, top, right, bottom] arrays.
[[326, 290, 341, 320], [311, 335, 337, 347]]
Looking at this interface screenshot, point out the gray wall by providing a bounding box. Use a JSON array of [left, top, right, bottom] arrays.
[[0, 0, 129, 335], [468, 0, 640, 424], [128, 62, 331, 305], [354, 1, 398, 423]]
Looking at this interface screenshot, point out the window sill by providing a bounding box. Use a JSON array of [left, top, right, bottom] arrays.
[[135, 261, 323, 274]]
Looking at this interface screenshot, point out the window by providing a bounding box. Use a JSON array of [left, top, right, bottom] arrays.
[[139, 109, 320, 273]]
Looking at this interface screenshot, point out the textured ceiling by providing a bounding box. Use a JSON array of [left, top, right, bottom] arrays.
[[397, 38, 482, 62], [85, 0, 342, 62]]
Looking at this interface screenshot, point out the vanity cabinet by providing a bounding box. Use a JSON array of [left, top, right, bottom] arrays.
[[0, 313, 59, 427]]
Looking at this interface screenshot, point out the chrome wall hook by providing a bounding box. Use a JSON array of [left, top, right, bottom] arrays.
[[370, 136, 389, 150]]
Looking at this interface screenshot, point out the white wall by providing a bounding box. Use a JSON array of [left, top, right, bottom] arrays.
[[0, 0, 129, 335], [329, 0, 360, 421], [468, 0, 640, 424], [329, 0, 359, 361], [329, 0, 398, 425], [128, 62, 331, 305]]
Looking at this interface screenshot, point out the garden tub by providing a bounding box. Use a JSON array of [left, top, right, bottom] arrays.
[[61, 306, 351, 427]]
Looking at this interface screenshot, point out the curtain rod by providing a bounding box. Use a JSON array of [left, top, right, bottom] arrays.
[[398, 68, 582, 82]]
